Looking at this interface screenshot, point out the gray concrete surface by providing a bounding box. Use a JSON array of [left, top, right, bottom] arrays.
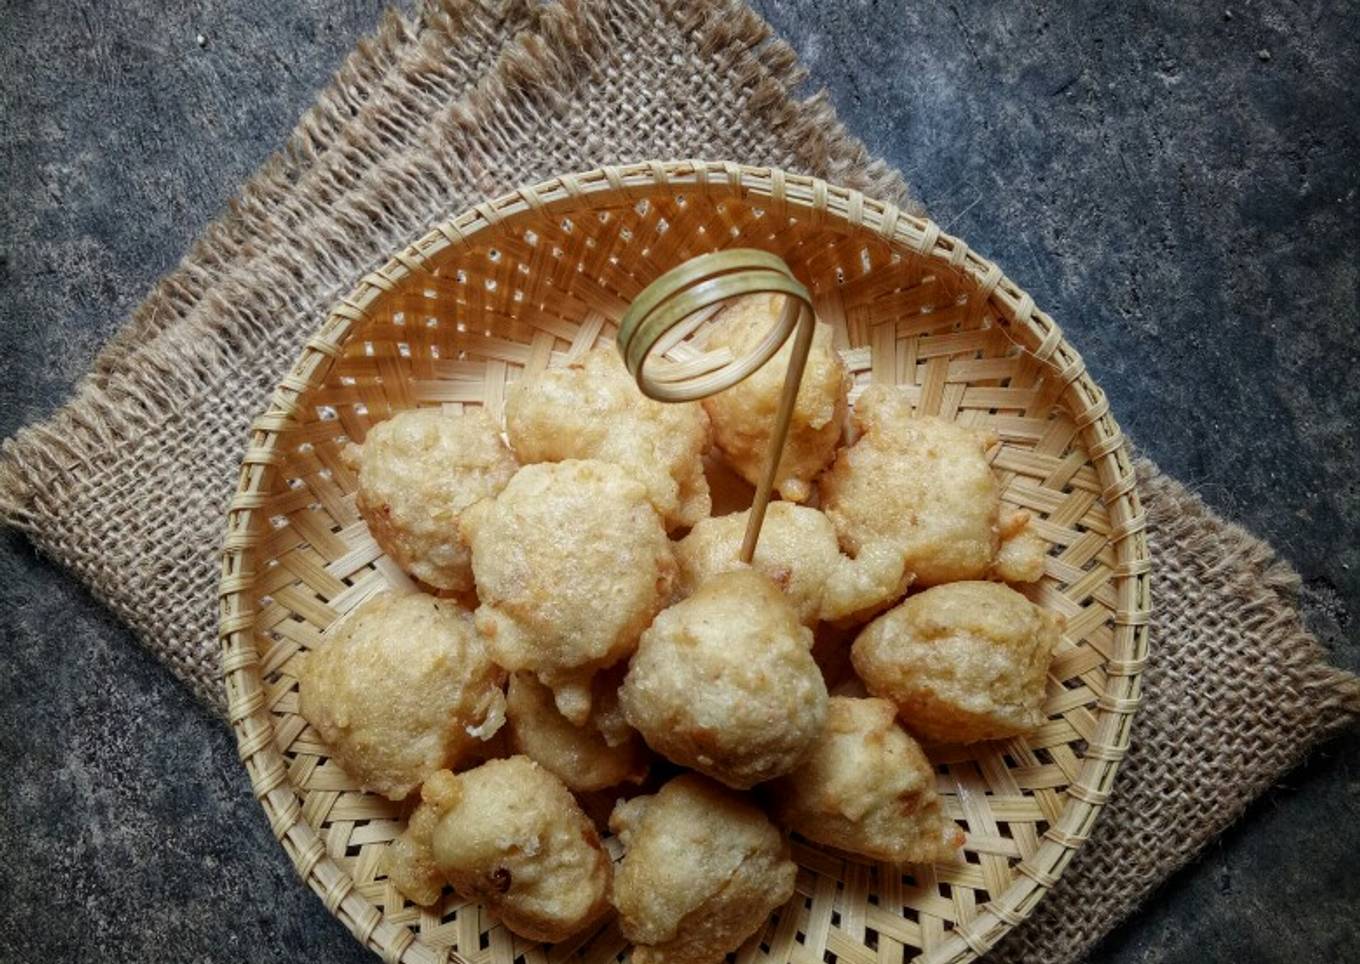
[[1, 1, 1356, 961]]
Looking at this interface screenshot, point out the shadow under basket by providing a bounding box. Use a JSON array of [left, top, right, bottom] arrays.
[[219, 161, 1151, 964]]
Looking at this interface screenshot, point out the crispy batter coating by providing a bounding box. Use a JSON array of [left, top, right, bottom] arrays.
[[505, 346, 711, 529], [298, 592, 506, 800], [674, 502, 910, 626], [610, 774, 797, 964], [702, 294, 849, 502], [461, 460, 676, 725], [620, 570, 827, 788], [381, 769, 461, 907], [994, 512, 1048, 583], [429, 756, 612, 942], [505, 670, 649, 792], [852, 581, 1063, 744], [820, 386, 1047, 588], [352, 408, 517, 592], [768, 697, 964, 863]]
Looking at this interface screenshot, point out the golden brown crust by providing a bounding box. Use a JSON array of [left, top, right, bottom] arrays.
[[820, 386, 1047, 589], [992, 509, 1048, 583], [505, 346, 711, 529], [429, 757, 612, 942], [620, 570, 827, 789], [767, 697, 964, 862], [461, 459, 676, 724], [354, 408, 517, 592], [505, 670, 650, 792], [674, 502, 910, 627], [851, 581, 1063, 743], [381, 771, 463, 907], [701, 294, 849, 503], [610, 774, 797, 964], [298, 592, 506, 800]]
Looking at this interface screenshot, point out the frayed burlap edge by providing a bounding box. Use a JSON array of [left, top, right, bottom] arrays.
[[0, 0, 908, 528], [1135, 459, 1358, 722]]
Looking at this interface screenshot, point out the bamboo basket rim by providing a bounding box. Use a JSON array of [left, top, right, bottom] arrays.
[[218, 160, 1151, 964]]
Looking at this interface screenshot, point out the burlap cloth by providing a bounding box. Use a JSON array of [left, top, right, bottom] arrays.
[[1, 1, 1355, 960]]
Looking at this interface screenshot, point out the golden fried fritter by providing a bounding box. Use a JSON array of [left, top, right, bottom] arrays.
[[702, 294, 849, 502], [298, 592, 506, 800], [461, 459, 676, 725], [852, 581, 1063, 744], [768, 697, 964, 863], [505, 346, 711, 529], [674, 502, 910, 626], [620, 570, 827, 788], [428, 756, 612, 942], [352, 408, 517, 591], [820, 385, 1048, 588], [610, 774, 796, 964], [505, 670, 649, 792]]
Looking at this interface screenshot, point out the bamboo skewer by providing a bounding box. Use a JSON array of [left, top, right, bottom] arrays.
[[616, 248, 815, 562]]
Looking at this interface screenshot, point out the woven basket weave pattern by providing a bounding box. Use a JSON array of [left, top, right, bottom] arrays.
[[219, 162, 1149, 964]]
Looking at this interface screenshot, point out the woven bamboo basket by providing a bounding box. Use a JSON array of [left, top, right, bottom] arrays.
[[219, 161, 1150, 964]]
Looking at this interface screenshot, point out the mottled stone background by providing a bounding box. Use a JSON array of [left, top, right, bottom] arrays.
[[1, 1, 1356, 961]]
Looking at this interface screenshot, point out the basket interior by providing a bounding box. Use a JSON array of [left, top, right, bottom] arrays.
[[235, 168, 1144, 964]]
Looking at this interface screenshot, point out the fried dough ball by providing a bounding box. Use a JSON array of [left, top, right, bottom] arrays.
[[505, 346, 711, 529], [381, 769, 460, 907], [702, 294, 849, 502], [505, 670, 649, 792], [852, 581, 1063, 744], [461, 460, 676, 725], [620, 570, 827, 788], [610, 774, 797, 964], [298, 592, 506, 800], [674, 502, 910, 626], [351, 408, 517, 592], [820, 386, 1047, 588], [424, 756, 612, 941], [767, 697, 964, 863]]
